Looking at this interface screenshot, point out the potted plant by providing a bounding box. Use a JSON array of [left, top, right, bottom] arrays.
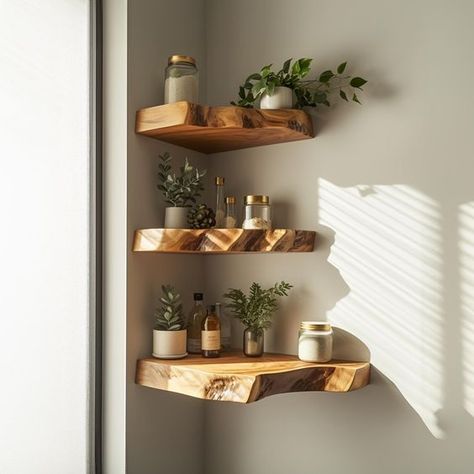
[[153, 285, 187, 359], [157, 152, 206, 228], [224, 281, 292, 357], [231, 57, 367, 110]]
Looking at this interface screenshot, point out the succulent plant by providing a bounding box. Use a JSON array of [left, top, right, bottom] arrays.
[[187, 204, 216, 229], [154, 285, 185, 331]]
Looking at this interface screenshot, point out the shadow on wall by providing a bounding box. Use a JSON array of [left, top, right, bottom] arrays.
[[318, 178, 474, 442]]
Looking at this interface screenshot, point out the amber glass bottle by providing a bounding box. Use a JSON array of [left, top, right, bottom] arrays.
[[201, 304, 220, 358]]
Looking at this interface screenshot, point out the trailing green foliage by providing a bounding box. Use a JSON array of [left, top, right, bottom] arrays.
[[157, 152, 206, 207], [188, 203, 216, 229], [231, 57, 367, 109], [154, 285, 185, 331], [224, 281, 293, 333]]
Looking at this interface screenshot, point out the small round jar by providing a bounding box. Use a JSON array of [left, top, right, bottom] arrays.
[[242, 195, 271, 230], [164, 55, 198, 104], [298, 321, 333, 363]]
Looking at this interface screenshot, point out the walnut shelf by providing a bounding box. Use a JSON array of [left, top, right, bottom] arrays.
[[135, 101, 315, 153], [132, 228, 315, 253], [136, 352, 370, 403]]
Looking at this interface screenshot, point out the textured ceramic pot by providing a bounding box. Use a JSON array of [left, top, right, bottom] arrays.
[[259, 86, 293, 109], [243, 328, 264, 357], [153, 329, 187, 359], [164, 207, 189, 228]]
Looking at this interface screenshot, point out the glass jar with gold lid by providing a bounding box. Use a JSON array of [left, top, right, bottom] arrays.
[[164, 55, 198, 104], [242, 195, 271, 230], [298, 321, 333, 363]]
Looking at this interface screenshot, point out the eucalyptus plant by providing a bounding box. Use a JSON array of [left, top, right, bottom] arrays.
[[224, 281, 293, 333], [157, 152, 206, 207], [231, 57, 367, 108], [154, 285, 185, 331]]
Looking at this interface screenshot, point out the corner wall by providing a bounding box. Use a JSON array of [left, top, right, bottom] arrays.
[[203, 1, 474, 473]]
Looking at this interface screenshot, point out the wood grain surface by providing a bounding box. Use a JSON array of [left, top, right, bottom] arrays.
[[132, 228, 316, 253], [136, 352, 370, 403], [135, 101, 315, 153]]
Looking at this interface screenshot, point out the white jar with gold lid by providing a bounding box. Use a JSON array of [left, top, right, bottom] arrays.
[[298, 321, 333, 363]]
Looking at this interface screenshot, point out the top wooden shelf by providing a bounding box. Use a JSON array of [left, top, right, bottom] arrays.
[[135, 101, 315, 153]]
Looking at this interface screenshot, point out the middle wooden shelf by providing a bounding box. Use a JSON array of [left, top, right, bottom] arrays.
[[133, 228, 316, 254]]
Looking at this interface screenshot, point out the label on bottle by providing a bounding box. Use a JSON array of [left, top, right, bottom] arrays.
[[187, 338, 201, 353], [202, 330, 221, 351]]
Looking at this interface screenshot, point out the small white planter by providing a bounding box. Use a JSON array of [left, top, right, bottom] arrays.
[[153, 329, 187, 359], [260, 86, 293, 109], [164, 207, 189, 229]]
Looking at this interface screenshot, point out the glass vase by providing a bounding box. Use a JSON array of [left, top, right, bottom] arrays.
[[243, 328, 264, 357]]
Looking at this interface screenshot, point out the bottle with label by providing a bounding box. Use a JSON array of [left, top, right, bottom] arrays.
[[187, 293, 206, 354], [201, 304, 221, 358], [216, 302, 231, 351], [215, 177, 225, 227]]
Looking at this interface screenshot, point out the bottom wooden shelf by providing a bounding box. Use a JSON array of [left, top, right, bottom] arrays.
[[135, 352, 370, 403]]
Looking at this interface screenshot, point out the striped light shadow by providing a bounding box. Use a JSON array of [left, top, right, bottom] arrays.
[[459, 202, 474, 417], [319, 178, 444, 438]]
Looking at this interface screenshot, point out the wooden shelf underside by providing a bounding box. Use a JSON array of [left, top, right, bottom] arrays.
[[132, 228, 316, 253], [135, 101, 315, 153], [136, 352, 370, 403]]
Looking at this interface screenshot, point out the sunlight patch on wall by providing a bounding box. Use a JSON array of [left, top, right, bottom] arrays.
[[459, 202, 474, 417], [319, 179, 444, 437]]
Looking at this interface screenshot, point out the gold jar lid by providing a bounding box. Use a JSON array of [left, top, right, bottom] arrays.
[[168, 55, 196, 66], [244, 195, 269, 205], [225, 196, 236, 204], [300, 321, 331, 331], [215, 176, 225, 185]]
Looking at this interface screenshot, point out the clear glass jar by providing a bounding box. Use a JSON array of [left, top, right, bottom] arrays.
[[242, 195, 271, 230], [215, 177, 225, 227], [298, 322, 333, 363], [224, 196, 237, 228], [164, 55, 198, 104]]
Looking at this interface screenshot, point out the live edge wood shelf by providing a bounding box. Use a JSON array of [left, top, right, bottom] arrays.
[[136, 353, 370, 403], [135, 101, 315, 153], [133, 228, 316, 253]]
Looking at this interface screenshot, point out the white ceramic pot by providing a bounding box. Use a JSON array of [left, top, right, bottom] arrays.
[[164, 207, 189, 228], [259, 86, 293, 109], [153, 329, 187, 359]]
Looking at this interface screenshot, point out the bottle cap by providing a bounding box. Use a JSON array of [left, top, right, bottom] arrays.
[[300, 321, 331, 331], [225, 196, 236, 204], [244, 195, 269, 205], [168, 55, 196, 66], [193, 292, 203, 301], [215, 177, 225, 185]]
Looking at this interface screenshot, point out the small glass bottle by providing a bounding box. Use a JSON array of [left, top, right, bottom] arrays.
[[164, 55, 198, 104], [215, 177, 225, 228], [298, 321, 333, 363], [216, 303, 231, 351], [187, 293, 206, 354], [224, 196, 237, 228], [242, 195, 272, 229], [201, 304, 221, 358]]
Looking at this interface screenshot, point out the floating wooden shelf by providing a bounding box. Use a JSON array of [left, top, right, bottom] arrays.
[[135, 101, 315, 153], [132, 228, 316, 253], [136, 352, 370, 403]]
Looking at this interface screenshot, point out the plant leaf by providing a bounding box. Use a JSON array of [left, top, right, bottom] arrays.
[[319, 70, 334, 83], [350, 77, 367, 88], [339, 90, 348, 101], [352, 93, 361, 104], [337, 61, 347, 74]]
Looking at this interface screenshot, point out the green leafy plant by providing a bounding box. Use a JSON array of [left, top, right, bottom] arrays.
[[231, 57, 367, 109], [188, 203, 216, 229], [157, 152, 206, 207], [224, 281, 293, 333], [154, 285, 185, 331]]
